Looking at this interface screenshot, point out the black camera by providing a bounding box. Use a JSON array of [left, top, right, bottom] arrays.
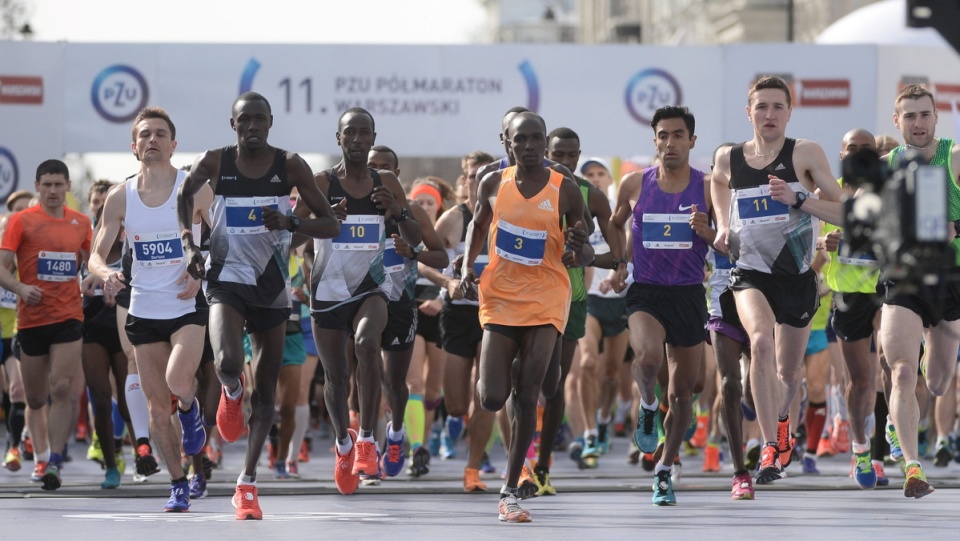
[[841, 148, 955, 295]]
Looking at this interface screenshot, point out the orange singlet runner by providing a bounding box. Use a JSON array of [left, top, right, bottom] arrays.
[[478, 166, 570, 332]]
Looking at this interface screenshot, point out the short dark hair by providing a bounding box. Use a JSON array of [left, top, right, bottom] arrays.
[[339, 107, 375, 132], [131, 106, 176, 141], [510, 111, 547, 134], [36, 159, 69, 182], [370, 145, 398, 169], [895, 84, 936, 113], [547, 127, 579, 144], [650, 106, 695, 137], [501, 106, 531, 132], [88, 179, 114, 202], [464, 151, 496, 167], [233, 92, 272, 115], [749, 75, 792, 108]]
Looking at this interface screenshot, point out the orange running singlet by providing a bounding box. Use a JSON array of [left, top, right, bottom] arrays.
[[478, 166, 570, 333], [0, 205, 91, 329]]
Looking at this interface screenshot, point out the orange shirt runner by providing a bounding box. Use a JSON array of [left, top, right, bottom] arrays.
[[478, 166, 570, 333], [0, 205, 91, 329]]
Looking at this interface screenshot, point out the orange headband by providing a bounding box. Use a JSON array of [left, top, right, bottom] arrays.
[[410, 184, 442, 207]]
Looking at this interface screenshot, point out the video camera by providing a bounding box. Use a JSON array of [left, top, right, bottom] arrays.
[[841, 147, 955, 295]]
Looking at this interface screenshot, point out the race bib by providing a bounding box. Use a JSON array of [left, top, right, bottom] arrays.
[[0, 287, 17, 309], [713, 252, 735, 278], [132, 231, 184, 268], [225, 196, 280, 235], [473, 254, 489, 277], [37, 251, 77, 282], [736, 186, 789, 226], [494, 220, 547, 266], [333, 215, 382, 251], [642, 213, 693, 249], [383, 237, 406, 274], [837, 239, 878, 267]]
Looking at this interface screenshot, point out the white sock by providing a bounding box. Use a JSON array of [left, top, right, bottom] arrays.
[[641, 397, 659, 411], [336, 436, 354, 455], [287, 404, 310, 463], [125, 374, 150, 441], [238, 473, 256, 486], [388, 422, 404, 440], [655, 462, 671, 474]]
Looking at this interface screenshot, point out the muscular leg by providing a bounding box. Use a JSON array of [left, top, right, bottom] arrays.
[[564, 345, 584, 438], [734, 288, 778, 445], [775, 323, 814, 427], [383, 347, 414, 431], [133, 341, 185, 479], [243, 322, 287, 478], [577, 317, 603, 435], [660, 343, 703, 467], [276, 363, 301, 464], [879, 305, 923, 464], [538, 338, 577, 467], [208, 303, 248, 394], [627, 311, 666, 407], [352, 296, 388, 432], [315, 327, 352, 443], [840, 336, 878, 445], [712, 331, 746, 471], [82, 341, 117, 469]]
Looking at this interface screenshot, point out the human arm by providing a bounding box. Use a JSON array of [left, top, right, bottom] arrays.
[[769, 140, 843, 226], [459, 172, 499, 301], [606, 171, 642, 292], [374, 171, 422, 247], [89, 184, 128, 293], [710, 148, 733, 254], [265, 153, 340, 242], [177, 150, 220, 279], [392, 202, 448, 269]]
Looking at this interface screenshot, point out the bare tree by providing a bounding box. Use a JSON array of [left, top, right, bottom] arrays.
[[0, 0, 30, 40]]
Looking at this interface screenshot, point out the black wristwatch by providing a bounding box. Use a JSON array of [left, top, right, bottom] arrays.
[[612, 257, 627, 269], [395, 208, 409, 223], [287, 215, 301, 233], [792, 192, 807, 210]]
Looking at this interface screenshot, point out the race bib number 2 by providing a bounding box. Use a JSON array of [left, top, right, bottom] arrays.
[[225, 196, 280, 235], [642, 213, 693, 249], [37, 251, 77, 282]]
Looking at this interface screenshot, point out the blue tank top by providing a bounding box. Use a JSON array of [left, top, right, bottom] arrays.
[[631, 167, 708, 286]]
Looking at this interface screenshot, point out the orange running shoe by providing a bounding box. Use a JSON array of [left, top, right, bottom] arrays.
[[755, 444, 782, 485], [702, 444, 721, 472], [4, 447, 22, 472], [830, 415, 851, 454], [232, 484, 263, 520], [517, 465, 539, 499], [298, 440, 310, 463], [334, 429, 360, 495], [691, 414, 709, 448], [352, 439, 379, 477], [463, 467, 488, 492], [30, 461, 47, 482], [498, 493, 531, 523], [216, 373, 246, 443], [776, 417, 794, 468]]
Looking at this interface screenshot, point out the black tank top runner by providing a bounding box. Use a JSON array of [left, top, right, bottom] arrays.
[[214, 145, 290, 197], [729, 138, 801, 189], [324, 168, 386, 216]]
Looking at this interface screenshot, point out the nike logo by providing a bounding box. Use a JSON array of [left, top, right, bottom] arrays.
[[679, 204, 694, 211]]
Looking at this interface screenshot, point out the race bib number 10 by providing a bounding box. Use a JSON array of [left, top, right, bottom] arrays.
[[333, 215, 382, 251], [225, 196, 280, 235], [37, 251, 77, 282]]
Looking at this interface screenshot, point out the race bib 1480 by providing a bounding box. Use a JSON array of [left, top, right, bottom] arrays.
[[37, 251, 77, 282]]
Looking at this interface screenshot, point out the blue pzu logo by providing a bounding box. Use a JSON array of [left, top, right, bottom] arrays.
[[0, 147, 18, 203], [625, 69, 683, 125], [91, 65, 150, 123]]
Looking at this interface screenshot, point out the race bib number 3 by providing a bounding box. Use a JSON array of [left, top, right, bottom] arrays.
[[37, 251, 77, 282], [642, 213, 693, 249], [736, 186, 789, 226], [333, 215, 382, 251], [494, 220, 547, 266], [133, 231, 184, 267], [383, 238, 405, 273], [225, 196, 280, 235]]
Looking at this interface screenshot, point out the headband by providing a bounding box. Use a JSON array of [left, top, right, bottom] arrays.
[[410, 184, 442, 207]]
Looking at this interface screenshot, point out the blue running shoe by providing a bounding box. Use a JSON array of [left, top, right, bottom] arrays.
[[885, 419, 903, 463], [178, 398, 207, 456], [479, 451, 496, 474], [581, 435, 600, 459], [802, 455, 820, 475], [428, 423, 442, 457], [741, 400, 757, 422], [101, 467, 121, 489], [597, 424, 610, 455], [274, 461, 290, 479], [446, 416, 464, 442], [189, 473, 207, 499], [440, 431, 457, 460], [652, 470, 676, 506], [165, 480, 190, 512], [634, 406, 659, 454], [853, 450, 877, 489], [382, 430, 406, 477]]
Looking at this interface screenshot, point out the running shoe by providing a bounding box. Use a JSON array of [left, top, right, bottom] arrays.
[[408, 446, 430, 477], [334, 429, 360, 495], [691, 414, 709, 448], [816, 435, 835, 457], [641, 452, 656, 471], [439, 430, 457, 460], [165, 480, 190, 512], [534, 467, 556, 496], [581, 435, 600, 459], [754, 445, 782, 485], [479, 451, 496, 474], [382, 430, 406, 477], [569, 438, 590, 470], [216, 373, 246, 443], [40, 463, 61, 491], [352, 439, 379, 477], [498, 493, 531, 523], [298, 440, 310, 463], [918, 429, 929, 458], [731, 471, 755, 500], [205, 443, 223, 468], [3, 447, 21, 472], [744, 440, 761, 471], [885, 419, 903, 463], [30, 461, 46, 482], [517, 465, 539, 499], [852, 450, 876, 489], [702, 444, 721, 472], [428, 423, 442, 457], [101, 467, 121, 490], [776, 417, 793, 468], [274, 461, 290, 479], [116, 450, 126, 475], [597, 423, 610, 455], [934, 441, 952, 467], [873, 460, 889, 487], [286, 461, 300, 479], [463, 467, 487, 492], [672, 461, 683, 485], [614, 421, 627, 437], [802, 454, 820, 475], [178, 398, 207, 456], [87, 433, 104, 466], [132, 473, 148, 484], [135, 444, 161, 477], [634, 406, 659, 453], [21, 436, 34, 461], [652, 469, 676, 506], [446, 415, 464, 442], [830, 415, 851, 454], [189, 472, 207, 499], [627, 440, 640, 466], [233, 483, 262, 520], [903, 463, 934, 499]]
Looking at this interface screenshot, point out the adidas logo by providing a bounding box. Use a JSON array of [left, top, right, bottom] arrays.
[[800, 312, 810, 319], [537, 199, 554, 212], [269, 175, 281, 183], [774, 163, 786, 171], [71, 219, 79, 225], [391, 338, 400, 346]]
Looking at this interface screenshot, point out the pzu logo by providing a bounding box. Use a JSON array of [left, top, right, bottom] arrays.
[[91, 65, 150, 123], [0, 147, 18, 203], [625, 68, 683, 125]]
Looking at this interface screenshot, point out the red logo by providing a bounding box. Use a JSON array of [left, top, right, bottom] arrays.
[[795, 79, 850, 107], [134, 235, 140, 240], [0, 76, 43, 105]]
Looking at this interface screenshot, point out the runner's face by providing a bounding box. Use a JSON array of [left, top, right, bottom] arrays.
[[338, 113, 376, 164], [840, 132, 876, 160], [747, 88, 791, 140], [367, 150, 397, 175], [132, 117, 176, 164], [231, 100, 272, 151], [36, 173, 70, 211], [894, 96, 937, 149], [10, 196, 31, 213], [508, 117, 547, 169], [414, 193, 438, 224], [463, 160, 482, 207], [546, 137, 580, 174], [581, 164, 612, 191], [88, 190, 107, 216], [654, 117, 695, 170]]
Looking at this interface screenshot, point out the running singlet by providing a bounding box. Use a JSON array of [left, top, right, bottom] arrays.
[[382, 218, 418, 303], [566, 178, 591, 303], [727, 138, 818, 276], [478, 166, 570, 332], [126, 170, 201, 320], [706, 248, 735, 318], [0, 205, 91, 329], [310, 168, 386, 311], [445, 202, 488, 307], [631, 166, 708, 286], [822, 177, 879, 294], [207, 145, 294, 309]]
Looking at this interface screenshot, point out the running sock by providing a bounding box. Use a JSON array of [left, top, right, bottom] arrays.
[[852, 442, 870, 454], [336, 436, 354, 455], [238, 473, 256, 485], [287, 404, 309, 463], [614, 396, 631, 424], [125, 375, 150, 441], [805, 401, 827, 451], [833, 385, 849, 420], [500, 485, 519, 498], [654, 462, 671, 474], [177, 401, 195, 415], [35, 449, 50, 464], [359, 429, 374, 441], [405, 394, 425, 448], [7, 402, 25, 448], [388, 422, 404, 441], [111, 399, 125, 440], [225, 381, 242, 400], [640, 397, 659, 411]]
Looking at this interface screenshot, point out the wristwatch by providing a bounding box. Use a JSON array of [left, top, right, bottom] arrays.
[[395, 208, 409, 223], [612, 257, 628, 269], [792, 192, 807, 210], [287, 215, 301, 233]]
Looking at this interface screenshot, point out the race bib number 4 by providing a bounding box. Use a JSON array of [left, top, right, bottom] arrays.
[[494, 220, 547, 266], [225, 196, 280, 235], [133, 231, 184, 268], [642, 213, 693, 249], [37, 251, 77, 282], [736, 186, 789, 226], [333, 215, 382, 251], [383, 237, 405, 273]]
